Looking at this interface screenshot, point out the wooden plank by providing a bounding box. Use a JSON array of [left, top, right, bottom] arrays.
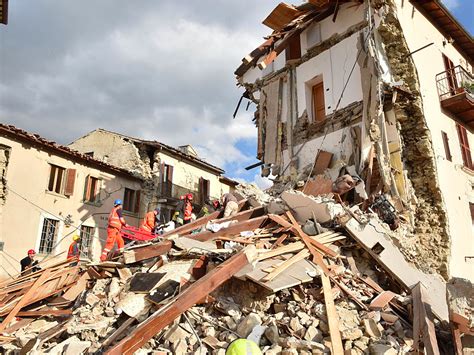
[[0, 269, 52, 333], [257, 242, 304, 261], [193, 216, 268, 242], [330, 276, 369, 311], [61, 271, 89, 302], [321, 272, 344, 354], [370, 291, 396, 310], [16, 309, 72, 317], [311, 150, 333, 176], [102, 317, 137, 349], [123, 240, 172, 264], [105, 246, 257, 355], [271, 232, 289, 249], [262, 249, 310, 282], [412, 283, 440, 355]]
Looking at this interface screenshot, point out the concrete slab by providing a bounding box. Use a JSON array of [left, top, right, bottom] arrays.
[[344, 214, 448, 321], [281, 191, 345, 223]]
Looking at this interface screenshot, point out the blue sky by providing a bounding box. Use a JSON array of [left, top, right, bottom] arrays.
[[442, 0, 474, 35]]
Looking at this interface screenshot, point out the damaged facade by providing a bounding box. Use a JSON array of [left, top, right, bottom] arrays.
[[235, 0, 474, 282], [0, 124, 142, 278], [69, 129, 238, 223]]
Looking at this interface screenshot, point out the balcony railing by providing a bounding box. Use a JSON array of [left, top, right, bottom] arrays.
[[436, 65, 474, 128], [436, 65, 473, 101]]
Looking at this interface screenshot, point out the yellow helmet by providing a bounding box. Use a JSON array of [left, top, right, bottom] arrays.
[[73, 235, 80, 241], [226, 339, 262, 355]]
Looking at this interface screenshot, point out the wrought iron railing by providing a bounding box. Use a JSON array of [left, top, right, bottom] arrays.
[[436, 65, 473, 101]]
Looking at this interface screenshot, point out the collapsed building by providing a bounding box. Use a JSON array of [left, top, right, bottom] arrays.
[[234, 0, 473, 283], [69, 129, 238, 223]]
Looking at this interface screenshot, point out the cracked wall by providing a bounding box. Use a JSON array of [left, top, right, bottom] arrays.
[[377, 3, 450, 279]]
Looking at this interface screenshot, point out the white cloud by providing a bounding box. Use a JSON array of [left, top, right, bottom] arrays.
[[440, 0, 460, 10]]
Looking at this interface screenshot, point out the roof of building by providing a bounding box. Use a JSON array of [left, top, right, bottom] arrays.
[[410, 0, 473, 64], [0, 124, 142, 180], [93, 128, 225, 175], [235, 0, 473, 78], [0, 0, 8, 25]]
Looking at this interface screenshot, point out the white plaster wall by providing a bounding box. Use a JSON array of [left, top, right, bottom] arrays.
[[395, 0, 474, 280], [319, 3, 366, 46], [157, 152, 231, 200], [283, 122, 363, 172], [0, 136, 141, 279], [296, 32, 363, 120]]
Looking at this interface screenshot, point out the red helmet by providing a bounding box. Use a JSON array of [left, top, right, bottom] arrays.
[[187, 193, 193, 201], [27, 249, 36, 255]]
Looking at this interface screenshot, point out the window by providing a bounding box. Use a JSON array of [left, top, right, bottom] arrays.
[[47, 165, 75, 196], [457, 124, 473, 170], [79, 225, 94, 258], [39, 218, 59, 254], [84, 175, 100, 203], [470, 203, 474, 225], [441, 131, 452, 161], [312, 81, 326, 122], [199, 177, 210, 205], [306, 23, 321, 49], [286, 34, 301, 62], [160, 163, 174, 197], [123, 188, 140, 213]]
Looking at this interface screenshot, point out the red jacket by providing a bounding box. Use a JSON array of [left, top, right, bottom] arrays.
[[67, 241, 80, 259]]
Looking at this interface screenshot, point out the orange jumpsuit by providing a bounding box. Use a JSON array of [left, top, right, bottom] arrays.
[[100, 206, 125, 261], [140, 211, 156, 233]]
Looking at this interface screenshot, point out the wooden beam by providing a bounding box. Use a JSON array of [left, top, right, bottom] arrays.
[[257, 242, 304, 261], [262, 249, 310, 282], [0, 269, 52, 333], [105, 246, 257, 355], [412, 283, 440, 355], [192, 216, 268, 242], [321, 272, 344, 354], [123, 240, 172, 264], [16, 309, 72, 317]]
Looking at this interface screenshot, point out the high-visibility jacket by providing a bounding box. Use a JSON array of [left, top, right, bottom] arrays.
[[67, 241, 80, 259], [108, 206, 124, 229], [184, 200, 193, 221], [140, 211, 156, 232]]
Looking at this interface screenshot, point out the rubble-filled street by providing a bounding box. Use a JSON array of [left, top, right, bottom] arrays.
[[0, 184, 472, 354]]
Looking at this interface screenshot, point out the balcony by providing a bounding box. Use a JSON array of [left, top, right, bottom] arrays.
[[158, 182, 218, 207], [436, 65, 474, 129]]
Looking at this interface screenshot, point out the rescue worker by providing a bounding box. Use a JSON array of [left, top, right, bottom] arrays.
[[140, 208, 160, 233], [226, 339, 262, 355], [67, 235, 81, 265], [100, 199, 127, 262], [221, 192, 238, 217], [20, 249, 41, 275], [175, 193, 194, 226]]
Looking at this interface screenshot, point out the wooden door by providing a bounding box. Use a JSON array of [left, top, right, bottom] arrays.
[[312, 82, 326, 122], [443, 54, 458, 94]]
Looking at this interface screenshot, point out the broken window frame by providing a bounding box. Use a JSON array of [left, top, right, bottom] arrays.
[[123, 187, 140, 214], [38, 217, 59, 254]]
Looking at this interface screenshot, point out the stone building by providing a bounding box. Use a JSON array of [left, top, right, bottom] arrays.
[[70, 129, 238, 223], [0, 124, 142, 278], [235, 0, 473, 281]]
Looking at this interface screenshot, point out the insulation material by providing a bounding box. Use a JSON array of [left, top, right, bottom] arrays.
[[260, 79, 282, 165]]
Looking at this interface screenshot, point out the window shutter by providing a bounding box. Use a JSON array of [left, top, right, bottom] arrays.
[[167, 165, 174, 182], [64, 169, 76, 196], [205, 179, 210, 200], [312, 82, 326, 122], [134, 190, 141, 213], [457, 124, 473, 169], [199, 177, 204, 205], [84, 175, 92, 201], [441, 132, 452, 161]]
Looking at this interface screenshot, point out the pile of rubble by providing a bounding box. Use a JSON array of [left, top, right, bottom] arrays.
[[0, 187, 471, 354]]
